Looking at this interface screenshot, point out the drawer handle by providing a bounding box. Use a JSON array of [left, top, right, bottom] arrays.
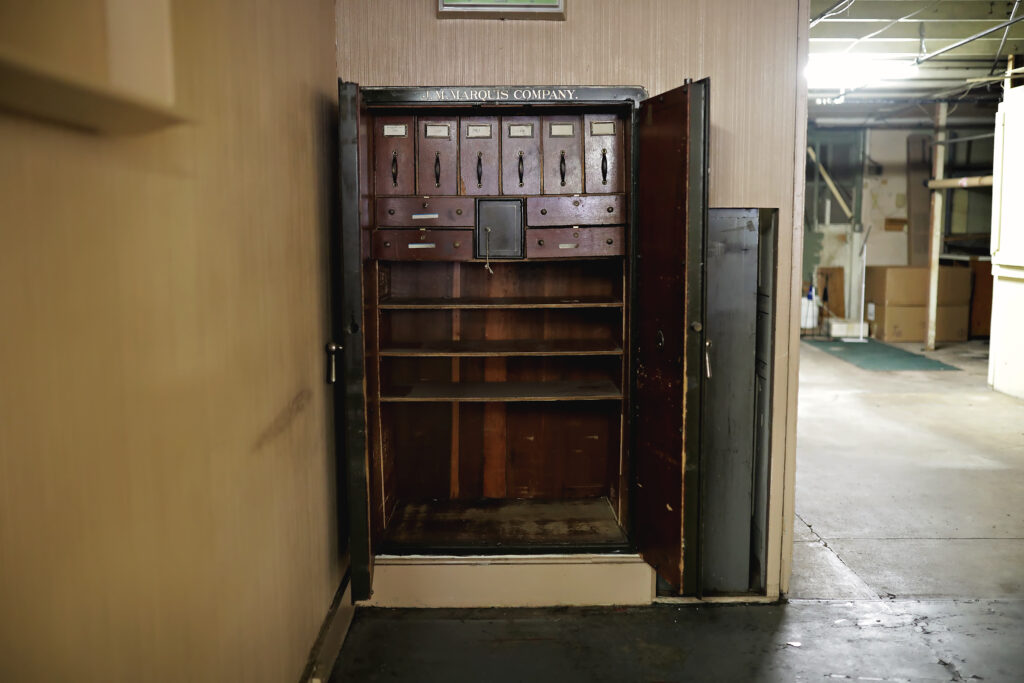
[[607, 206, 614, 213], [606, 238, 614, 245], [476, 152, 483, 188], [558, 243, 579, 249], [559, 150, 566, 186], [391, 151, 399, 187], [601, 148, 608, 185], [412, 213, 439, 220], [518, 151, 524, 187], [408, 243, 436, 249], [434, 151, 441, 188]]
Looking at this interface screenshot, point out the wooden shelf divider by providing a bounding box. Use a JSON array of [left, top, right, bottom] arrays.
[[379, 295, 623, 309], [380, 339, 623, 357], [380, 379, 622, 403]]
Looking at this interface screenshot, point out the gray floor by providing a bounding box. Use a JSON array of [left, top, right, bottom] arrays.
[[333, 340, 1024, 682]]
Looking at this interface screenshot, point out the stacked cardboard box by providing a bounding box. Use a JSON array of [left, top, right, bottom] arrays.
[[864, 266, 971, 342]]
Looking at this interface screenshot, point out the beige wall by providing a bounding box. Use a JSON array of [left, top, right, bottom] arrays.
[[0, 1, 342, 681], [336, 0, 808, 596]]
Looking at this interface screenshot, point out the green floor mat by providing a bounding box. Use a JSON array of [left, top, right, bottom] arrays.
[[802, 338, 958, 371]]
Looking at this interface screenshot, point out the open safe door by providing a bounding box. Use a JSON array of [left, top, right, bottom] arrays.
[[336, 81, 373, 600], [632, 79, 709, 595]]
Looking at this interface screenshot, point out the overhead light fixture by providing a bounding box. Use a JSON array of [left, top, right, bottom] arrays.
[[805, 54, 919, 91]]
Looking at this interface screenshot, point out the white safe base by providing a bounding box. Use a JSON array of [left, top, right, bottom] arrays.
[[360, 553, 655, 608]]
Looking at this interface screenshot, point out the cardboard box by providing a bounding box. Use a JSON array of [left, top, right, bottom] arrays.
[[869, 304, 969, 342], [864, 266, 971, 307]]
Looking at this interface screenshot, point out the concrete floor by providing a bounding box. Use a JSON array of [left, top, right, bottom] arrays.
[[332, 340, 1024, 682]]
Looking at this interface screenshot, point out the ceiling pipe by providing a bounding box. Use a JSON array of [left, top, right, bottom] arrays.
[[915, 13, 1024, 65], [810, 0, 855, 28], [990, 0, 1021, 75], [927, 175, 993, 189]]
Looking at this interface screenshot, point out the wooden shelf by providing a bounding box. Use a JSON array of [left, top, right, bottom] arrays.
[[380, 379, 622, 402], [0, 45, 186, 135], [381, 498, 630, 555], [379, 295, 623, 309], [380, 339, 622, 357]]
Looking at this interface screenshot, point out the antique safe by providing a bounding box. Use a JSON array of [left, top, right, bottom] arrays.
[[331, 81, 775, 604]]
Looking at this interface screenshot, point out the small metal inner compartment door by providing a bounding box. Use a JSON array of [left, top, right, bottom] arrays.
[[700, 208, 759, 595], [475, 199, 524, 259]]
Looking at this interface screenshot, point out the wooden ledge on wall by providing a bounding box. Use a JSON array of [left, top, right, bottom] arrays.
[[0, 44, 186, 135], [0, 0, 184, 135]]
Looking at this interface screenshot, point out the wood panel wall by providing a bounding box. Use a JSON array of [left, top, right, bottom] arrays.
[[0, 1, 341, 681], [336, 0, 808, 596]]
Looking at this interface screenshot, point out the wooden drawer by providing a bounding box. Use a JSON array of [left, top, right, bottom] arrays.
[[501, 116, 541, 195], [374, 116, 415, 196], [373, 229, 473, 261], [460, 116, 500, 195], [584, 114, 624, 193], [526, 226, 625, 258], [376, 197, 474, 227], [416, 117, 459, 195], [526, 195, 624, 226], [542, 115, 583, 194]]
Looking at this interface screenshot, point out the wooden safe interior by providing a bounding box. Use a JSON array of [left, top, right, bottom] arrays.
[[339, 82, 726, 599], [371, 105, 632, 553]]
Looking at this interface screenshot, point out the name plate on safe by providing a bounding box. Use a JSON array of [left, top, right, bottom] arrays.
[[362, 86, 648, 107]]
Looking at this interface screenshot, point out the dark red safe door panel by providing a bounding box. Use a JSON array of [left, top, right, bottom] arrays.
[[633, 80, 708, 595]]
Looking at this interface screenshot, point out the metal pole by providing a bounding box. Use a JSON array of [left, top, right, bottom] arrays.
[[990, 0, 1021, 75], [858, 225, 871, 341], [925, 103, 947, 351], [915, 13, 1024, 65], [931, 133, 995, 146]]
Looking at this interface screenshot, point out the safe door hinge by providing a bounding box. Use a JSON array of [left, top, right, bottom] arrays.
[[325, 342, 343, 384]]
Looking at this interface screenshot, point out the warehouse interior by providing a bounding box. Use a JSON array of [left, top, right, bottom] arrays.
[[0, 1, 1022, 682]]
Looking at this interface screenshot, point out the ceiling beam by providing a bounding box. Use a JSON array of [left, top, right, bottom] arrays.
[[811, 21, 1024, 39], [811, 1, 1016, 22], [808, 38, 1024, 55]]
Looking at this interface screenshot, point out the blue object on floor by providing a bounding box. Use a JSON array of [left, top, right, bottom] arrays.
[[802, 338, 958, 371]]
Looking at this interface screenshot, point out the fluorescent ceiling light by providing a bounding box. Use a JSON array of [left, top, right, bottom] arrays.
[[805, 54, 919, 91]]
